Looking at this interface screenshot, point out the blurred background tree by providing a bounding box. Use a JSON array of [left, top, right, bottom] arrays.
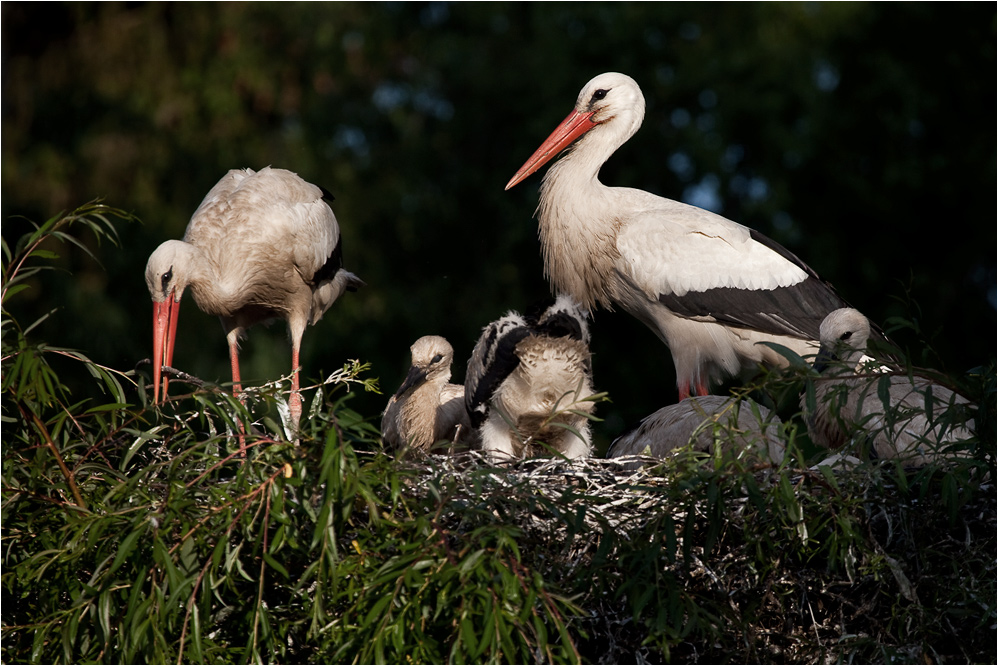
[[3, 3, 994, 451]]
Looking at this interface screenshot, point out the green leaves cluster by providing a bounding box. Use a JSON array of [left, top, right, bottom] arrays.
[[2, 208, 995, 664], [322, 506, 580, 664]]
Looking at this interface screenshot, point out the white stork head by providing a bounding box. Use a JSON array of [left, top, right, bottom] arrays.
[[394, 335, 457, 399], [506, 72, 646, 190], [145, 239, 199, 404], [814, 308, 872, 373], [145, 240, 199, 304]]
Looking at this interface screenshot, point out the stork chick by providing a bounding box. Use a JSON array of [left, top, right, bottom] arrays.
[[803, 308, 975, 465], [607, 395, 785, 469], [382, 335, 476, 453], [465, 295, 597, 460]]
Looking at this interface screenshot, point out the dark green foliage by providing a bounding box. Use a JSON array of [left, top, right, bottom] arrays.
[[3, 213, 995, 664]]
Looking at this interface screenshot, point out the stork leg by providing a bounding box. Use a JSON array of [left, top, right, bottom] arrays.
[[678, 379, 710, 401], [228, 337, 248, 454], [228, 339, 244, 399], [289, 344, 302, 431]]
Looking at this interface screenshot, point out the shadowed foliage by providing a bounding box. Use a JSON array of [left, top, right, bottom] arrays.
[[2, 210, 995, 664]]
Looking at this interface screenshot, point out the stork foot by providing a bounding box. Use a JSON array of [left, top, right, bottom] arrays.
[[287, 391, 302, 440]]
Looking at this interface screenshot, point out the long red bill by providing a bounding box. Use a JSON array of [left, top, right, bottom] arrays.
[[152, 295, 180, 403], [505, 109, 598, 190]]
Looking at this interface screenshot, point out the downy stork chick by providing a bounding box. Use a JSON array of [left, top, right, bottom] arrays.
[[465, 295, 597, 460], [145, 167, 363, 430], [607, 395, 785, 469], [803, 308, 975, 465], [506, 72, 851, 400], [382, 335, 476, 453]]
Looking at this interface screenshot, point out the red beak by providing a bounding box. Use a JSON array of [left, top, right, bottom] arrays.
[[505, 109, 598, 190], [152, 293, 180, 403]]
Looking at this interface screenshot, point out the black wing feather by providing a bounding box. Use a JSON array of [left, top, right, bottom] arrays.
[[465, 325, 532, 428], [654, 228, 847, 340], [659, 278, 847, 340], [312, 235, 345, 286], [532, 310, 586, 342]]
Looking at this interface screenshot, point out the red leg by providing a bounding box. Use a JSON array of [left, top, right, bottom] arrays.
[[228, 339, 243, 399], [289, 344, 302, 430], [229, 339, 247, 454], [678, 378, 708, 401]]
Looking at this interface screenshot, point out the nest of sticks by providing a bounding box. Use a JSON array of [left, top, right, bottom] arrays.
[[392, 449, 996, 664]]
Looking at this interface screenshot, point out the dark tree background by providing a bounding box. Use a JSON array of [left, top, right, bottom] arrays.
[[3, 3, 995, 451]]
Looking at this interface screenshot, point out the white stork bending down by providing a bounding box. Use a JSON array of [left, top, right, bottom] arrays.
[[506, 72, 850, 400], [465, 295, 597, 461], [607, 395, 785, 469], [145, 166, 363, 429], [382, 335, 477, 453], [803, 308, 975, 465]]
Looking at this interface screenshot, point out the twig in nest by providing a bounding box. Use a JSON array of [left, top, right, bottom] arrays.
[[134, 358, 213, 390]]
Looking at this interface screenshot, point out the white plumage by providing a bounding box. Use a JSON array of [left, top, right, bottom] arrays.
[[506, 72, 848, 399], [803, 308, 975, 465], [465, 296, 596, 461], [144, 166, 363, 428], [607, 395, 785, 469], [382, 335, 476, 453]]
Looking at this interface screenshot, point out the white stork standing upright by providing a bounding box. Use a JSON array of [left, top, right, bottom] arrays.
[[144, 166, 363, 430], [803, 308, 975, 465], [381, 335, 477, 453], [506, 72, 849, 399], [464, 295, 597, 460]]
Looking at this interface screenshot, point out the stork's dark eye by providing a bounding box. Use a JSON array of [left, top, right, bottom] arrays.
[[591, 89, 608, 102], [431, 354, 443, 364], [840, 331, 853, 341], [161, 267, 173, 292]]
